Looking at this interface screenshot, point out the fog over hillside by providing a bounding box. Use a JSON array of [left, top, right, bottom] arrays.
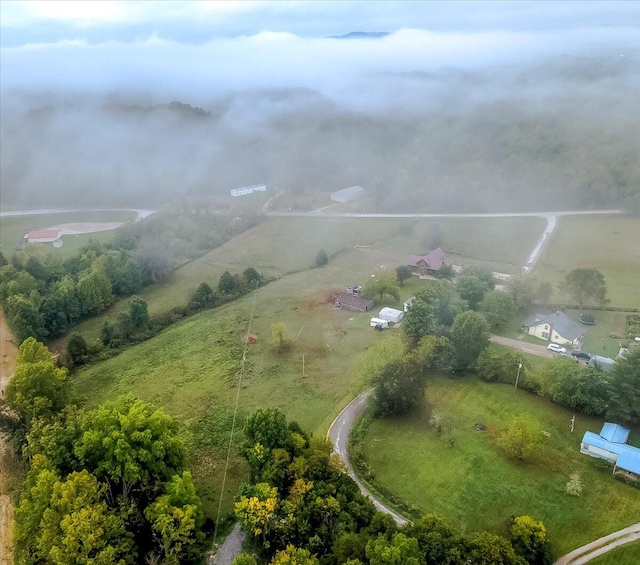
[[1, 5, 639, 211]]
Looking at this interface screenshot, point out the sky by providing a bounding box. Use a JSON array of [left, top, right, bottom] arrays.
[[1, 0, 638, 104]]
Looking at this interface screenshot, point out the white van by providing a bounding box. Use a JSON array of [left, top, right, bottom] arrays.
[[370, 318, 389, 329]]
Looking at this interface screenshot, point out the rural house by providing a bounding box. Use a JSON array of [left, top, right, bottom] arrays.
[[24, 229, 63, 248], [407, 248, 453, 277], [335, 292, 374, 312], [580, 423, 640, 480], [230, 184, 267, 197], [330, 185, 366, 203], [522, 311, 585, 347]]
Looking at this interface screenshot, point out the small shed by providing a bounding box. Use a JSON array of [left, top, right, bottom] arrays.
[[378, 307, 404, 323], [330, 185, 365, 203], [24, 229, 63, 248], [335, 292, 374, 312], [230, 184, 267, 197], [403, 296, 415, 312]]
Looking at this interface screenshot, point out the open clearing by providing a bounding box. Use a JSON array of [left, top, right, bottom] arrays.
[[65, 215, 542, 344], [355, 375, 640, 556], [0, 210, 136, 257], [535, 216, 640, 308]]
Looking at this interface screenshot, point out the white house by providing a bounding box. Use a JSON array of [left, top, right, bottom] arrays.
[[230, 184, 267, 197], [522, 311, 585, 347], [378, 307, 404, 323], [24, 229, 63, 248]]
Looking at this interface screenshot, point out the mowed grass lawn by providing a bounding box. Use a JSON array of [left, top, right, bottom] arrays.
[[67, 215, 542, 343], [0, 210, 136, 257], [590, 540, 640, 564], [356, 375, 640, 556], [535, 216, 640, 308]]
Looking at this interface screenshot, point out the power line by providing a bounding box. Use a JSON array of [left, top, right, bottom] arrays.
[[213, 281, 260, 547]]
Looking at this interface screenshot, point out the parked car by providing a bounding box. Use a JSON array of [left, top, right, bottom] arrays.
[[571, 350, 591, 360], [547, 343, 567, 354]]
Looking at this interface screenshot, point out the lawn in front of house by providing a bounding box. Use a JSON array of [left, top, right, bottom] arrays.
[[354, 374, 640, 556]]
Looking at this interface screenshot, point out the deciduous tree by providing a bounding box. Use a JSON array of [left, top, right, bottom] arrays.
[[450, 310, 490, 371], [129, 295, 149, 329], [480, 292, 515, 329], [363, 275, 400, 302], [607, 347, 640, 425], [219, 271, 236, 294], [403, 282, 465, 340], [373, 359, 426, 417], [395, 266, 412, 286], [315, 249, 328, 268], [498, 415, 542, 461], [559, 268, 607, 309]]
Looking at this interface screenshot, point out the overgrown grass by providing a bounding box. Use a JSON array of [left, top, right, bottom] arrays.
[[0, 211, 135, 257], [535, 216, 640, 308], [354, 374, 640, 556], [589, 540, 640, 564]]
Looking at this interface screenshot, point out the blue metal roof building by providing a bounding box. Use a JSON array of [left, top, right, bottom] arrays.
[[580, 423, 640, 478]]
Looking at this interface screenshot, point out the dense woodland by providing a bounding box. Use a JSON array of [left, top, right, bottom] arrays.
[[2, 57, 639, 213]]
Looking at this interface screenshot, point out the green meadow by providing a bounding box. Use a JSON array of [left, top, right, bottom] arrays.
[[354, 375, 640, 556], [535, 216, 640, 308]]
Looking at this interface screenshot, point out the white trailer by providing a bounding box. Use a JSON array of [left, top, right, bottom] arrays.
[[370, 318, 389, 329]]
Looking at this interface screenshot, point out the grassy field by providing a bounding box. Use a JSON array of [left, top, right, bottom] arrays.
[[0, 210, 136, 257], [64, 215, 542, 344], [355, 375, 640, 556], [535, 216, 640, 308], [589, 541, 640, 564]]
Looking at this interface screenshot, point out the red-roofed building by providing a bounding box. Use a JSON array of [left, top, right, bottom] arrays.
[[407, 248, 453, 276], [24, 229, 63, 247]]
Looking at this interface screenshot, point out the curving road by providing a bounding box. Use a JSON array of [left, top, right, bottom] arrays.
[[553, 522, 640, 564], [327, 391, 408, 525]]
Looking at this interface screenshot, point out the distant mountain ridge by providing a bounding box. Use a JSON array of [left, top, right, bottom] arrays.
[[328, 31, 390, 39]]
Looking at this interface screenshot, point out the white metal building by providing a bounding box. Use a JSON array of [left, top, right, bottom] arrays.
[[378, 307, 404, 323], [330, 185, 365, 203], [230, 184, 267, 197]]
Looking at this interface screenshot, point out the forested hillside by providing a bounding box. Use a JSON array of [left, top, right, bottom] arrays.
[[2, 56, 638, 212]]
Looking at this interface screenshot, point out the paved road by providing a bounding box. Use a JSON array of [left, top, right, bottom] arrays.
[[489, 335, 556, 358], [554, 522, 640, 564], [327, 391, 408, 525], [267, 209, 623, 219], [0, 208, 156, 221]]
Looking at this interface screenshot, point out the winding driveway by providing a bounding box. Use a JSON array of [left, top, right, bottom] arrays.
[[327, 391, 408, 525]]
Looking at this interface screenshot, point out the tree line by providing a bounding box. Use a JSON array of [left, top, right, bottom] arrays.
[[1, 338, 206, 564], [231, 408, 552, 565], [0, 208, 260, 346]]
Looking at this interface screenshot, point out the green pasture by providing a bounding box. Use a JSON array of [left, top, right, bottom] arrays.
[[355, 375, 640, 556], [0, 210, 135, 257], [65, 216, 542, 344], [535, 216, 640, 308], [71, 270, 403, 518], [590, 541, 640, 564]]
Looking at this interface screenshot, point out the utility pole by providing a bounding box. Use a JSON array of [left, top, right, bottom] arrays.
[[514, 360, 523, 391], [302, 353, 305, 378], [570, 415, 576, 433]]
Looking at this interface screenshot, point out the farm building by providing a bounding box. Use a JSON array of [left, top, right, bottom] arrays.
[[24, 229, 63, 248], [335, 292, 374, 312], [378, 307, 404, 323], [407, 248, 453, 277], [587, 355, 616, 372], [230, 184, 267, 197], [403, 296, 415, 312], [370, 318, 389, 329], [522, 311, 585, 347], [330, 185, 366, 203], [581, 423, 640, 480]]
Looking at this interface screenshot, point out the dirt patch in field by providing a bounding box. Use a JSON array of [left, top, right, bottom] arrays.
[[46, 221, 124, 234]]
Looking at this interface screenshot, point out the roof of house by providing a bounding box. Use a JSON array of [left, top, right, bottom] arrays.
[[331, 185, 365, 200], [26, 229, 62, 240], [335, 292, 374, 309], [522, 311, 585, 341], [407, 248, 453, 271], [600, 423, 630, 444]]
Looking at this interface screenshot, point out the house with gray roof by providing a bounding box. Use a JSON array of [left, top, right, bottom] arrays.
[[522, 311, 585, 347], [581, 423, 640, 480]]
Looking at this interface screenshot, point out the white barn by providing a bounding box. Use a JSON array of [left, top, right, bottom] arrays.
[[378, 307, 404, 323], [330, 185, 365, 203], [230, 184, 267, 197]]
